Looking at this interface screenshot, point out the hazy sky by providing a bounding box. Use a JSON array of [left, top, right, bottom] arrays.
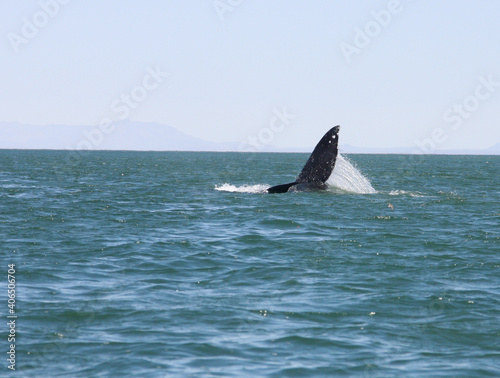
[[1, 0, 499, 152]]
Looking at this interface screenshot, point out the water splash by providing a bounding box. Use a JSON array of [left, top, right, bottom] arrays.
[[215, 183, 268, 193], [389, 190, 424, 197], [327, 154, 377, 194]]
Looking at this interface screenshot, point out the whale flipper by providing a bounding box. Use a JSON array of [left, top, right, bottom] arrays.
[[267, 126, 340, 194], [296, 126, 340, 184], [266, 181, 299, 194]]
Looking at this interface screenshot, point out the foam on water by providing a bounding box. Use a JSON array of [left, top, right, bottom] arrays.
[[327, 154, 377, 194], [215, 183, 269, 193], [389, 190, 425, 197]]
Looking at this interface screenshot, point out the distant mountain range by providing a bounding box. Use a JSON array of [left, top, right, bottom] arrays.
[[0, 121, 499, 154], [341, 143, 500, 155], [0, 121, 238, 152]]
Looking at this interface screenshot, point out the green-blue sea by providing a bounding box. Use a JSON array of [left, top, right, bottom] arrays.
[[1, 150, 499, 377]]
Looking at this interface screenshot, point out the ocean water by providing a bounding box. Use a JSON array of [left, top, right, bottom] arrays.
[[1, 150, 499, 377]]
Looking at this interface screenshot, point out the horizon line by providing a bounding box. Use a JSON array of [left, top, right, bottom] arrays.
[[0, 148, 498, 156]]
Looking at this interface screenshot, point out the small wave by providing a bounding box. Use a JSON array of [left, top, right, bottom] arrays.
[[214, 183, 268, 193], [389, 190, 425, 197]]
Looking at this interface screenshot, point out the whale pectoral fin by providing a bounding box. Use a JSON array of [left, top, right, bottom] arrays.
[[296, 125, 340, 184], [267, 181, 298, 194]]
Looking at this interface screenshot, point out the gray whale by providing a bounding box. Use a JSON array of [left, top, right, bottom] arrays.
[[267, 126, 340, 193]]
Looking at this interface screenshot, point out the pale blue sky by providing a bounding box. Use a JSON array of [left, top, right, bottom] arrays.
[[1, 0, 499, 152]]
